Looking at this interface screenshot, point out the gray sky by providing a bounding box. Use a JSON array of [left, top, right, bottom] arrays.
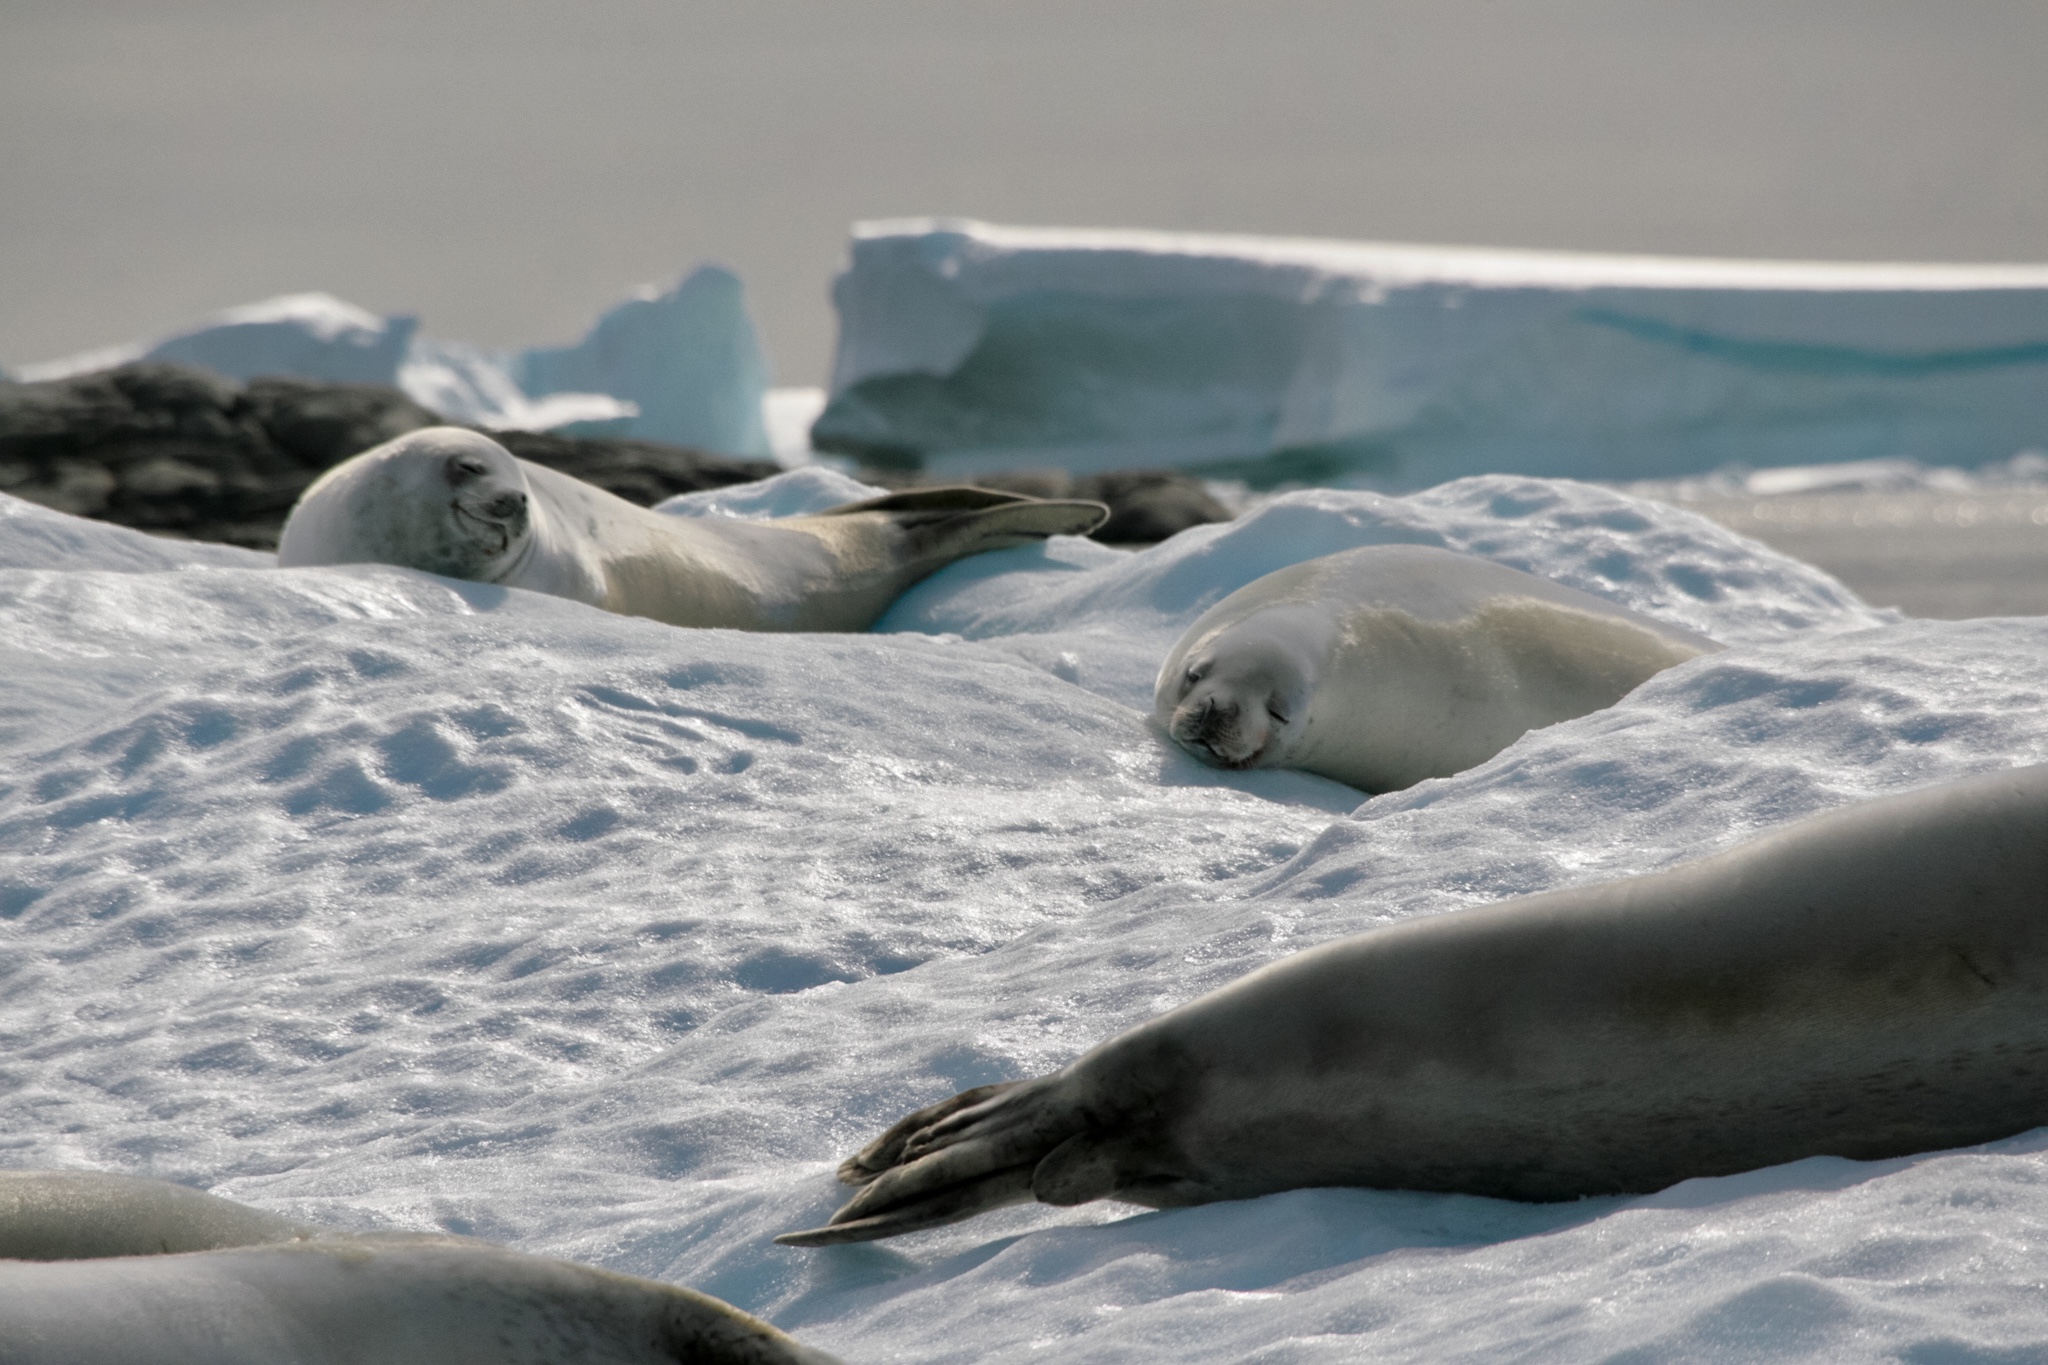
[[4, 0, 2045, 385]]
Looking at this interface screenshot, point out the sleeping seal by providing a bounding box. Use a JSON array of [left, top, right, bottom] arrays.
[[781, 764, 2048, 1245], [0, 1170, 836, 1364], [1155, 545, 1719, 792], [277, 426, 1108, 631]]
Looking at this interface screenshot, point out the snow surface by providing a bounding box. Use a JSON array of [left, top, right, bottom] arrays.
[[6, 473, 2048, 1362], [7, 270, 772, 458], [814, 219, 2048, 487]]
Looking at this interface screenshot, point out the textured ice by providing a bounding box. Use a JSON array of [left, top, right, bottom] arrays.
[[4, 473, 2047, 1362], [7, 268, 772, 457], [814, 219, 2048, 487]]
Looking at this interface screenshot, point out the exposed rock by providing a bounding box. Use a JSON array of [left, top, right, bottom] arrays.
[[239, 376, 444, 468], [1071, 470, 1234, 544], [0, 364, 306, 544]]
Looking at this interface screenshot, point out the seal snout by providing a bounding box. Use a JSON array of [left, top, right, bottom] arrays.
[[1172, 693, 1268, 770], [449, 483, 529, 558], [479, 489, 528, 521]]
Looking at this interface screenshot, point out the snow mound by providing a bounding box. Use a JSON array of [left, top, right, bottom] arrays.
[[4, 475, 2047, 1362], [0, 491, 270, 574], [815, 218, 2048, 487]]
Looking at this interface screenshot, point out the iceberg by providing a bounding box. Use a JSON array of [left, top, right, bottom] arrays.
[[813, 219, 2048, 487], [514, 266, 771, 457], [7, 268, 773, 458], [10, 293, 417, 389]]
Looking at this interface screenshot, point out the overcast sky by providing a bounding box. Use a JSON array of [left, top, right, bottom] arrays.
[[4, 0, 2045, 385]]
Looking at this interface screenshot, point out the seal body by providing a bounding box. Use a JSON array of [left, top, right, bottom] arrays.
[[277, 427, 1108, 631], [1154, 545, 1719, 792], [782, 765, 2048, 1245], [0, 1171, 836, 1365]]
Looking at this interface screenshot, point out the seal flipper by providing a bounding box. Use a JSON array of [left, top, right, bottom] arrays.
[[774, 1165, 1039, 1247], [777, 1077, 1084, 1246], [1031, 1131, 1210, 1209], [837, 1081, 1025, 1186], [819, 485, 1111, 544]]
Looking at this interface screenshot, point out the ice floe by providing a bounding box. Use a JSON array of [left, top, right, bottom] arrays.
[[3, 470, 2047, 1361]]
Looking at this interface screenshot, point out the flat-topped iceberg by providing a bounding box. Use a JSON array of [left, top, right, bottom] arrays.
[[8, 268, 773, 458], [813, 219, 2048, 486]]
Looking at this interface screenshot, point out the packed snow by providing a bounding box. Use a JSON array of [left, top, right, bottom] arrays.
[[6, 269, 773, 459], [6, 470, 2048, 1362], [813, 219, 2048, 488]]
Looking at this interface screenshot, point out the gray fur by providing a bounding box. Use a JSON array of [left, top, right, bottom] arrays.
[[0, 1171, 837, 1364]]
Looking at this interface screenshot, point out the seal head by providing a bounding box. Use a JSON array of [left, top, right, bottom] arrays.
[[279, 427, 537, 583], [1160, 602, 1332, 769]]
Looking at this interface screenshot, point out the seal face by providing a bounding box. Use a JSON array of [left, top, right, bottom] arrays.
[[780, 765, 2048, 1246], [0, 1171, 840, 1364], [278, 427, 1109, 632], [1155, 545, 1720, 792]]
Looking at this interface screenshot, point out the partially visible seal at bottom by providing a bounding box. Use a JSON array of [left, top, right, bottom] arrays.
[[0, 1170, 837, 1364]]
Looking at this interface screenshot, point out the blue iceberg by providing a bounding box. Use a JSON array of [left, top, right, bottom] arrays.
[[813, 219, 2048, 486], [514, 265, 771, 457]]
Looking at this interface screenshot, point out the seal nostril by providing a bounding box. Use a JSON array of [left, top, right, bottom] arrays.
[[487, 492, 527, 520]]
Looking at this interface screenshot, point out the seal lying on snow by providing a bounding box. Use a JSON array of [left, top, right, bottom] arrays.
[[0, 1170, 837, 1364], [277, 427, 1108, 631], [1155, 544, 1719, 792], [781, 764, 2048, 1245]]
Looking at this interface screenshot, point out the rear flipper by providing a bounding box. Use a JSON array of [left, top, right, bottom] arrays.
[[823, 486, 1110, 545], [778, 1078, 1078, 1246], [779, 1074, 1187, 1247]]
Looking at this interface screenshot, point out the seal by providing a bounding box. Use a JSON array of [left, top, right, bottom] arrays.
[[276, 427, 1109, 631], [0, 1170, 838, 1364], [780, 764, 2048, 1245], [1155, 544, 1720, 792]]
